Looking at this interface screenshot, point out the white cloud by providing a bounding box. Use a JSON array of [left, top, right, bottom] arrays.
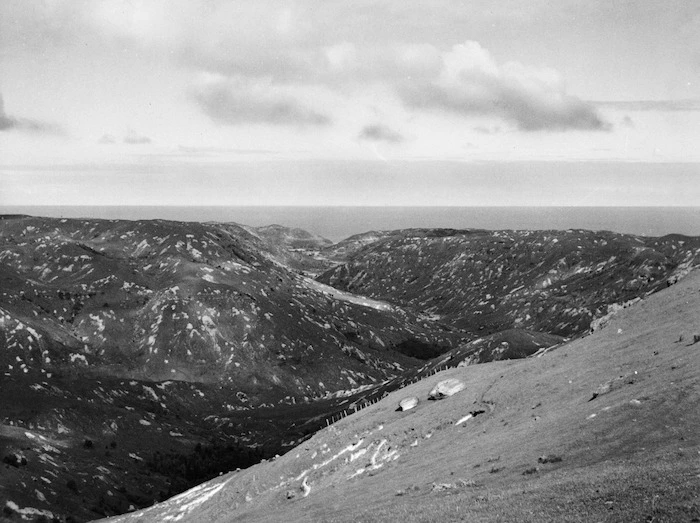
[[399, 42, 609, 131]]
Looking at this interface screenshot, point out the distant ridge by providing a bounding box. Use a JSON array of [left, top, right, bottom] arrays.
[[2, 206, 699, 242]]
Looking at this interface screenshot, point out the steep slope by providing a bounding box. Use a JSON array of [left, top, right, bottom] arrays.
[[101, 267, 700, 523], [0, 217, 461, 400], [249, 224, 333, 250], [0, 216, 465, 521], [238, 223, 334, 274], [320, 230, 398, 262], [319, 228, 700, 337]]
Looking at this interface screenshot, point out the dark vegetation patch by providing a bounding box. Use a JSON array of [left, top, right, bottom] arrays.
[[392, 338, 449, 360], [146, 442, 276, 499]]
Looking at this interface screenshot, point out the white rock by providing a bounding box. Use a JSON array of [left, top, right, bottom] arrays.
[[428, 378, 466, 400], [398, 397, 419, 411]]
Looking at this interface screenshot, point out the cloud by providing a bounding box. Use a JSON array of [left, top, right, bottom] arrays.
[[0, 93, 62, 134], [0, 3, 610, 135], [98, 134, 117, 144], [98, 131, 152, 144], [191, 76, 330, 126], [594, 99, 700, 111], [359, 124, 404, 143], [177, 145, 275, 156], [399, 42, 609, 132], [123, 129, 152, 144], [474, 125, 502, 134]]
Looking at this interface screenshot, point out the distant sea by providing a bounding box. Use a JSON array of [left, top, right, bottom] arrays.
[[3, 206, 700, 243]]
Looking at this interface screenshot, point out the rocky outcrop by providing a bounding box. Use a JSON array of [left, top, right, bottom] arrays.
[[428, 379, 466, 400], [397, 397, 419, 411], [589, 298, 642, 332]]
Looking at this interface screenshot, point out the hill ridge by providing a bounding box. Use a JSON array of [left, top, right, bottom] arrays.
[[99, 267, 700, 522]]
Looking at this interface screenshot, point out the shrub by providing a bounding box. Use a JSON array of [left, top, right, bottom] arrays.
[[538, 454, 563, 464]]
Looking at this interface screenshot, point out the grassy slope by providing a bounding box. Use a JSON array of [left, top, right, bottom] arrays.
[[103, 269, 700, 523]]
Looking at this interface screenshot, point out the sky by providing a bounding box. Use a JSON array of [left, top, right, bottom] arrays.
[[1, 0, 699, 207]]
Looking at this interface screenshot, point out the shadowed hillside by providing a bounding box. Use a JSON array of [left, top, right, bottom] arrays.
[[319, 228, 700, 337], [100, 267, 700, 523], [2, 217, 699, 522], [0, 217, 461, 521]]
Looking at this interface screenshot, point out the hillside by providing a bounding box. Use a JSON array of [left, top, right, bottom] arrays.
[[0, 216, 462, 521], [0, 217, 459, 397], [318, 228, 700, 337], [100, 267, 700, 523], [2, 218, 699, 522], [238, 223, 334, 274]]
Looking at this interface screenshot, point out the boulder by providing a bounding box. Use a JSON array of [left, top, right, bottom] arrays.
[[428, 378, 466, 400], [3, 451, 27, 468], [397, 397, 419, 411]]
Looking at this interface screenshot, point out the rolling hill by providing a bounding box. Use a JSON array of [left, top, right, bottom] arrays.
[[0, 216, 461, 521], [99, 265, 700, 523], [1, 217, 699, 522], [318, 228, 700, 337]]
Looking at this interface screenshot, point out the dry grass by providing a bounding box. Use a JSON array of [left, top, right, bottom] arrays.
[[102, 269, 700, 523]]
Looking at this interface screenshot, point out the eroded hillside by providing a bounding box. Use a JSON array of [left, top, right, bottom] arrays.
[[101, 267, 700, 523], [0, 216, 462, 521], [0, 217, 460, 399], [2, 217, 699, 522], [319, 228, 700, 337]]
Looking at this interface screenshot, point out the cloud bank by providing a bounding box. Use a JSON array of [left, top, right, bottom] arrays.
[[192, 77, 330, 126], [0, 93, 62, 134], [0, 2, 622, 135], [595, 99, 700, 111]]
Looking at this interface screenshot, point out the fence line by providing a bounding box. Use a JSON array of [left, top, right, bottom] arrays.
[[319, 360, 457, 428]]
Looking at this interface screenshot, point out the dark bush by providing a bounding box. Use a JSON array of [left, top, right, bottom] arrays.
[[393, 338, 447, 360], [538, 454, 563, 464], [3, 452, 27, 467], [146, 441, 271, 499]]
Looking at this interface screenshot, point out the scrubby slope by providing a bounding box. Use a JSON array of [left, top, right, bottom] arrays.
[[103, 268, 700, 522], [319, 228, 700, 338], [238, 223, 334, 274], [0, 217, 461, 400], [249, 224, 332, 251], [0, 216, 465, 521]]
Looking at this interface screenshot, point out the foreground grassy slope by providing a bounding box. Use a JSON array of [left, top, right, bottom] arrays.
[[103, 268, 700, 523]]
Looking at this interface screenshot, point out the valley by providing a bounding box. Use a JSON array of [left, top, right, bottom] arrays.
[[0, 215, 698, 522]]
